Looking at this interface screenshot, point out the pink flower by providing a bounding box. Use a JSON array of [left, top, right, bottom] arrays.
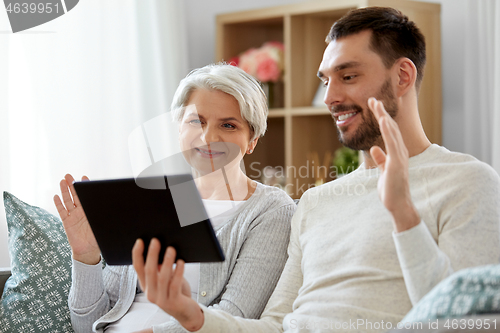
[[256, 58, 280, 82], [239, 48, 259, 77], [228, 56, 239, 67], [234, 41, 284, 82]]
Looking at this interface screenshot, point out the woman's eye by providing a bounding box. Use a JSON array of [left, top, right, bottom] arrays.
[[189, 119, 202, 125], [222, 123, 235, 129]]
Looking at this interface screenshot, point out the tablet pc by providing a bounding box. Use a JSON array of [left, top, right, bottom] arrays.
[[73, 174, 225, 265]]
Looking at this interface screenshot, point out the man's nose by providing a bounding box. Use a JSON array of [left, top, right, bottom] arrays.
[[323, 80, 345, 107]]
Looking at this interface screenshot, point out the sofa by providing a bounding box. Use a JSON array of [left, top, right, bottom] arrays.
[[2, 191, 500, 333], [0, 192, 75, 332], [3, 264, 500, 333]]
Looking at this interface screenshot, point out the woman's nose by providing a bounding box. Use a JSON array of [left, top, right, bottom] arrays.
[[200, 126, 218, 144]]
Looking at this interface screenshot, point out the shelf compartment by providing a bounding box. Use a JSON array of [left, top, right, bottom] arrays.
[[288, 9, 352, 108], [243, 117, 285, 182], [288, 114, 343, 198], [217, 17, 284, 62]]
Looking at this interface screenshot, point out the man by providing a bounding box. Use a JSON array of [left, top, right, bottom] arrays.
[[131, 7, 500, 333]]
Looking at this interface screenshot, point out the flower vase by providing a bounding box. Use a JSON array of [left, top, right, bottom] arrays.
[[263, 81, 284, 109], [263, 82, 274, 108]]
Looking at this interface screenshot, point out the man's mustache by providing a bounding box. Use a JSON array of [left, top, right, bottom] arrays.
[[330, 104, 363, 113]]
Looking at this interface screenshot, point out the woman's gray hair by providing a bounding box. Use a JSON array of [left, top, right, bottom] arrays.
[[171, 63, 268, 141]]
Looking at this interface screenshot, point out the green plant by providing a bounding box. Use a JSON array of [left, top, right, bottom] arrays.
[[332, 147, 359, 176]]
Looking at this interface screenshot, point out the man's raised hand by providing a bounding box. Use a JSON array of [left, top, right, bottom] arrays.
[[368, 97, 420, 232]]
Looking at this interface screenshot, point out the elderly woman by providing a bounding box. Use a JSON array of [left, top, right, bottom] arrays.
[[54, 64, 296, 333]]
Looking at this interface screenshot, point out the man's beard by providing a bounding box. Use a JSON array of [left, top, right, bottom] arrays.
[[333, 79, 398, 151]]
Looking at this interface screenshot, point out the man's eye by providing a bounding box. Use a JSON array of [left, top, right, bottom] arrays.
[[189, 119, 202, 125], [343, 75, 357, 81]]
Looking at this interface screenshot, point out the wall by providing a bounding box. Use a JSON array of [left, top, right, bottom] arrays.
[[426, 0, 466, 153], [184, 0, 471, 157]]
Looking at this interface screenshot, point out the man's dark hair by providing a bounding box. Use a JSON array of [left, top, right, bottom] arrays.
[[326, 7, 426, 91]]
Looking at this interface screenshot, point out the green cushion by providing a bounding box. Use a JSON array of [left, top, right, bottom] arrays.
[[0, 192, 74, 333], [403, 264, 500, 323]]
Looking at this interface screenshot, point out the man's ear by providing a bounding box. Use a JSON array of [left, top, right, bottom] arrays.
[[394, 58, 417, 97]]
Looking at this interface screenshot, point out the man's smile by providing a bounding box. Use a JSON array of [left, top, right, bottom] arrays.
[[332, 110, 361, 127]]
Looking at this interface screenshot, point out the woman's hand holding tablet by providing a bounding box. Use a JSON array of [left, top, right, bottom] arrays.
[[132, 239, 204, 332]]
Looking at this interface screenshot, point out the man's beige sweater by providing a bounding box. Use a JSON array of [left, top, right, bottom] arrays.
[[196, 144, 500, 333]]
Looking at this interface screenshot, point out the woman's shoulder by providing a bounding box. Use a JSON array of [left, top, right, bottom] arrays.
[[217, 183, 295, 234], [250, 182, 296, 213]]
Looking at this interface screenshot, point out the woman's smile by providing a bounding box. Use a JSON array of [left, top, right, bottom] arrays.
[[194, 146, 225, 159]]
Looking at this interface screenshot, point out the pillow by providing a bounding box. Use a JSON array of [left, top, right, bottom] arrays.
[[403, 264, 500, 323], [0, 192, 74, 333]]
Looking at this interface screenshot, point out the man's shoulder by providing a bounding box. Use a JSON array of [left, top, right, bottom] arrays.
[[416, 144, 500, 188], [418, 144, 475, 164], [417, 144, 491, 169]]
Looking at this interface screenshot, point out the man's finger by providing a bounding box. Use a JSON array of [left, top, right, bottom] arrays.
[[369, 146, 386, 171], [368, 97, 388, 120], [378, 115, 399, 157], [385, 114, 408, 159], [368, 98, 397, 155], [377, 104, 408, 161]]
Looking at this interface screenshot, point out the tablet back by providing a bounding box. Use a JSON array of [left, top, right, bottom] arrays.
[[73, 175, 225, 265]]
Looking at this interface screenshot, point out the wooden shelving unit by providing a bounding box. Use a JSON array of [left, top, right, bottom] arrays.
[[216, 0, 441, 198]]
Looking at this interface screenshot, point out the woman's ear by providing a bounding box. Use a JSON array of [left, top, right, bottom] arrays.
[[247, 137, 259, 154], [395, 58, 417, 97]]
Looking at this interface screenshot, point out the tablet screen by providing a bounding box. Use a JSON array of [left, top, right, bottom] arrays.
[[73, 175, 225, 265]]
